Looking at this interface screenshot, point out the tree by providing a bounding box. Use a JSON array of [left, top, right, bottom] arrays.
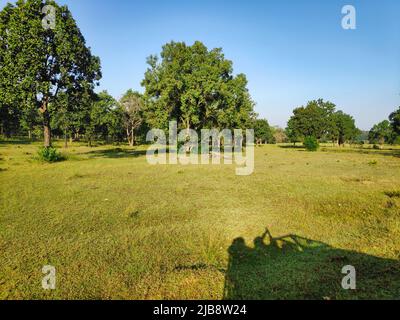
[[85, 91, 118, 147], [20, 100, 40, 140], [0, 3, 19, 137], [332, 111, 359, 146], [254, 119, 273, 144], [389, 107, 400, 136], [286, 99, 359, 146], [120, 90, 144, 146], [272, 127, 288, 144], [368, 120, 393, 145], [52, 90, 91, 147], [141, 41, 255, 132], [286, 99, 336, 141], [0, 0, 101, 147]]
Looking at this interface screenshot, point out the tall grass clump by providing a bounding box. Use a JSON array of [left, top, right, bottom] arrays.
[[37, 146, 64, 163]]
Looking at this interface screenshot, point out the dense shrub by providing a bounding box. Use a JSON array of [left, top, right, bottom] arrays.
[[303, 136, 319, 151], [37, 146, 64, 163]]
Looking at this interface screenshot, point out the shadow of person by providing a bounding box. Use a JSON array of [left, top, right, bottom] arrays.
[[224, 228, 400, 300]]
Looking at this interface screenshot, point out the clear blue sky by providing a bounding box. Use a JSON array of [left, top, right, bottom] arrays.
[[1, 0, 400, 130]]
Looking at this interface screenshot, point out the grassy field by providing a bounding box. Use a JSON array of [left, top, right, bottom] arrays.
[[0, 140, 400, 300]]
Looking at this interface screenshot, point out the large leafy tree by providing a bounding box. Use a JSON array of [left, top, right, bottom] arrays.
[[253, 119, 273, 144], [332, 111, 359, 146], [0, 0, 101, 147], [0, 3, 19, 137], [286, 99, 359, 145], [368, 120, 393, 145], [141, 41, 255, 132], [286, 99, 336, 141], [389, 107, 400, 136]]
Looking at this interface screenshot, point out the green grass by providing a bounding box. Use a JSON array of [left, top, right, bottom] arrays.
[[0, 141, 399, 299]]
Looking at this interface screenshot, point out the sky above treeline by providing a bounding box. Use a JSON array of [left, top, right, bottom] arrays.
[[1, 0, 400, 130]]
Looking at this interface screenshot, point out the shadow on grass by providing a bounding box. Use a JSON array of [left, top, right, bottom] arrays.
[[321, 147, 400, 158], [224, 228, 400, 300], [83, 148, 150, 159], [278, 145, 306, 150]]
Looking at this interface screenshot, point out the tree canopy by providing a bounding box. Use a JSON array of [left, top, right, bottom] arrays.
[[253, 119, 273, 144], [286, 99, 359, 145], [0, 0, 101, 146], [141, 41, 255, 131], [389, 107, 400, 136], [368, 120, 394, 145]]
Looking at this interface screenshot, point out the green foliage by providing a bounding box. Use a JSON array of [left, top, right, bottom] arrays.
[[368, 120, 393, 145], [389, 107, 400, 136], [85, 91, 122, 146], [0, 0, 102, 146], [367, 108, 400, 145], [37, 146, 64, 163], [286, 99, 359, 145], [356, 131, 369, 144], [303, 136, 319, 151], [333, 111, 360, 145], [287, 99, 336, 141], [141, 41, 255, 131], [254, 119, 273, 144]]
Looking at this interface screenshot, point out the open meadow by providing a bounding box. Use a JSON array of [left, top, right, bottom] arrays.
[[1, 140, 399, 299]]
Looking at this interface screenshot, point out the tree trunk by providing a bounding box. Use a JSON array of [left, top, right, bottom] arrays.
[[40, 98, 51, 147], [64, 130, 68, 148], [186, 125, 191, 153], [43, 112, 51, 147], [126, 128, 132, 146]]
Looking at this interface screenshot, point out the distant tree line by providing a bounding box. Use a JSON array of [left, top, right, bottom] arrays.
[[1, 1, 399, 148], [255, 101, 400, 147], [368, 108, 400, 145]]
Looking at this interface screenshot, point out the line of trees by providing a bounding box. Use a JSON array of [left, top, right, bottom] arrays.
[[368, 108, 400, 145], [1, 1, 400, 149], [0, 1, 256, 147], [285, 99, 360, 146], [255, 101, 400, 147]]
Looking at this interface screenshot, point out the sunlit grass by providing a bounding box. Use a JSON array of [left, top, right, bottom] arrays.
[[0, 140, 399, 299]]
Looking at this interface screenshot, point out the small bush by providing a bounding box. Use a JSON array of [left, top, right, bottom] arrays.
[[303, 136, 319, 152], [37, 146, 64, 163], [373, 144, 381, 150]]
